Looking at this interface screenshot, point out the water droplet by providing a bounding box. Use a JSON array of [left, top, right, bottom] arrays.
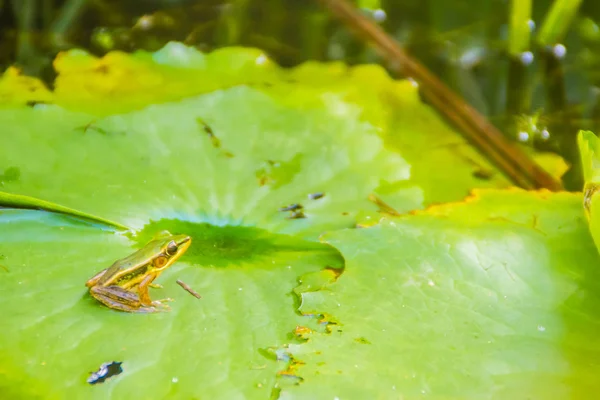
[[172, 377, 179, 383], [407, 77, 419, 87], [373, 9, 387, 22], [517, 131, 529, 142], [527, 20, 536, 31], [537, 325, 546, 332], [136, 16, 153, 30], [520, 51, 534, 65], [238, 287, 243, 291], [553, 44, 566, 58], [428, 280, 435, 286], [255, 54, 268, 65], [540, 129, 550, 140]]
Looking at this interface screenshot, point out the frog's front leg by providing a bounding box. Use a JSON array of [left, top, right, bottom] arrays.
[[138, 274, 173, 309], [90, 285, 161, 313]]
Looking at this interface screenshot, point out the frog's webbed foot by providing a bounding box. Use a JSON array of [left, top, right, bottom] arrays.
[[150, 298, 174, 310]]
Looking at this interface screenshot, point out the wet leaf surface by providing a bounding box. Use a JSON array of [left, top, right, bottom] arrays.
[[282, 189, 600, 398]]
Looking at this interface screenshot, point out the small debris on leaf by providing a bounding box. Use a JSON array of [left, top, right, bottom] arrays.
[[584, 183, 600, 215], [197, 118, 221, 148], [176, 279, 202, 299], [293, 326, 312, 340], [368, 194, 401, 216], [287, 210, 306, 219], [279, 203, 303, 212], [74, 122, 111, 136], [354, 337, 372, 345], [308, 192, 325, 200], [26, 100, 50, 107], [87, 361, 123, 385], [472, 168, 494, 180]]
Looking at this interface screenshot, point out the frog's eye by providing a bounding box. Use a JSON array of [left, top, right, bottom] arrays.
[[166, 241, 179, 256], [154, 256, 168, 268]]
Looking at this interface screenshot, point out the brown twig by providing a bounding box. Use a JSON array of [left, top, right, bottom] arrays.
[[317, 0, 563, 191], [176, 279, 202, 299]]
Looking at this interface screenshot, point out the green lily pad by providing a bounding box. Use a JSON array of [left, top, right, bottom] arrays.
[[0, 60, 421, 396], [282, 189, 600, 398], [50, 44, 283, 115], [286, 62, 514, 204], [1, 43, 579, 398], [1, 43, 536, 205], [0, 210, 343, 398], [0, 84, 420, 238]]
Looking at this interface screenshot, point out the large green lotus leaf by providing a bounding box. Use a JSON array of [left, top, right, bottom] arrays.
[[0, 76, 423, 397], [0, 209, 344, 399], [0, 67, 54, 106], [287, 62, 514, 204], [280, 189, 600, 398], [0, 44, 284, 115], [50, 45, 283, 115], [0, 43, 540, 206], [0, 85, 420, 238]]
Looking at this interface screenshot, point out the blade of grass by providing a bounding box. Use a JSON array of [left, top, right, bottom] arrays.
[[537, 0, 583, 46], [508, 0, 531, 56]]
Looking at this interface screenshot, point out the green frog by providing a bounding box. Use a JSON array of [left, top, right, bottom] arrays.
[[85, 231, 191, 313]]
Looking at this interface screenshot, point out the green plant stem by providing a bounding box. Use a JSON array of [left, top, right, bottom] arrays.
[[12, 0, 35, 64], [49, 0, 88, 48], [508, 0, 531, 55], [215, 0, 250, 46], [506, 57, 531, 125], [537, 0, 583, 46]]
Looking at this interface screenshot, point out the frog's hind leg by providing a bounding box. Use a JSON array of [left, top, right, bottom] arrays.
[[85, 268, 109, 288], [90, 285, 158, 313]]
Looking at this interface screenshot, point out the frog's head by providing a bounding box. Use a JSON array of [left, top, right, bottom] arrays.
[[152, 234, 192, 271]]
